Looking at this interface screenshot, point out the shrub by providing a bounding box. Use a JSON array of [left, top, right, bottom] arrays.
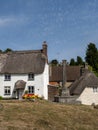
[[24, 90, 28, 94], [0, 96, 3, 100]]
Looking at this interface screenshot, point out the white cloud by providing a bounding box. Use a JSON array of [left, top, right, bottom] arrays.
[[0, 17, 14, 26], [0, 16, 28, 27]]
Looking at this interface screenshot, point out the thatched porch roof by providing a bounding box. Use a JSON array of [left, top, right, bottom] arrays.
[[15, 80, 26, 89]]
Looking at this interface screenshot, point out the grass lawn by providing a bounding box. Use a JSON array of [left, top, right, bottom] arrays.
[[0, 99, 98, 130]]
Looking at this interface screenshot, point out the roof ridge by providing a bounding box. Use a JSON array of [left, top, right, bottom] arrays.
[[7, 50, 42, 54]]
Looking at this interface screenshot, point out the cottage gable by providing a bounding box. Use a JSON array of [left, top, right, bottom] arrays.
[[69, 72, 98, 95]]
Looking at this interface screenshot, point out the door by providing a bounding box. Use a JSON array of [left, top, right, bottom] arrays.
[[17, 89, 24, 100]]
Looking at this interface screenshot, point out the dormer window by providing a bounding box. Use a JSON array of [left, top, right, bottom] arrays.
[[28, 73, 34, 81], [4, 74, 11, 81]]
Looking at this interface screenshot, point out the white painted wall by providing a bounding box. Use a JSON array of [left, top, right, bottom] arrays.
[[0, 63, 49, 99], [77, 87, 98, 105], [43, 63, 49, 100]]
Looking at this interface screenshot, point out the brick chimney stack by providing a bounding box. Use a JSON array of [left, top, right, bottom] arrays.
[[42, 41, 47, 57]]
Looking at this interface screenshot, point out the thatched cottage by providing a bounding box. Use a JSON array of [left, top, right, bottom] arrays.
[[0, 42, 49, 99], [69, 72, 98, 105]]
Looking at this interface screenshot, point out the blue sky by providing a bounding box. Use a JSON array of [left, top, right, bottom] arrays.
[[0, 0, 98, 62]]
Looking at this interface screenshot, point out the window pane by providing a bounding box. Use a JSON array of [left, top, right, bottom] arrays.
[[5, 74, 11, 81], [5, 90, 7, 94], [8, 90, 10, 94], [4, 86, 11, 95], [93, 87, 98, 92], [28, 74, 34, 80], [32, 86, 34, 93], [28, 86, 34, 94]]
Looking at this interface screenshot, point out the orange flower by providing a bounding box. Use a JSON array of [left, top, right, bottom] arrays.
[[22, 94, 39, 99]]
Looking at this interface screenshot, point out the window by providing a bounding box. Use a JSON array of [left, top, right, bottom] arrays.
[[93, 87, 98, 93], [28, 86, 34, 94], [28, 73, 34, 80], [4, 74, 11, 81], [4, 86, 11, 95]]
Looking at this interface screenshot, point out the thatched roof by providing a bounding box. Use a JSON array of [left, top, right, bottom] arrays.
[[0, 50, 47, 74], [49, 66, 81, 82], [69, 72, 98, 95]]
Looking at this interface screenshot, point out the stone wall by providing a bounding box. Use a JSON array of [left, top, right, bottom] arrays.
[[54, 95, 81, 104]]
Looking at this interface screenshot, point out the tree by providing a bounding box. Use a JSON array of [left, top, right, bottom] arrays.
[[50, 59, 59, 66], [4, 48, 13, 53], [76, 56, 83, 65], [69, 58, 76, 66], [85, 43, 98, 71], [0, 49, 2, 53]]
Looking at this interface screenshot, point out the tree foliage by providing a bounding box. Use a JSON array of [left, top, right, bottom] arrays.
[[4, 48, 13, 53], [70, 56, 84, 66], [69, 58, 76, 66], [0, 49, 2, 53], [85, 43, 98, 71], [76, 56, 84, 65], [50, 59, 59, 66]]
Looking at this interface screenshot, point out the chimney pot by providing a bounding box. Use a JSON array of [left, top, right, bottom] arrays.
[[42, 41, 47, 56]]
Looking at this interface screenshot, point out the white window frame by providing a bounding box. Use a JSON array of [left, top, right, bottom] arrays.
[[4, 74, 11, 81], [93, 87, 98, 93], [4, 86, 11, 95], [28, 86, 34, 94], [28, 73, 34, 81]]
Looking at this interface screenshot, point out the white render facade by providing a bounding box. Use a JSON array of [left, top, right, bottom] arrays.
[[0, 63, 49, 100], [77, 87, 98, 105]]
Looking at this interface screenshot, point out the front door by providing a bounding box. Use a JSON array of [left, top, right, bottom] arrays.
[[17, 89, 24, 100]]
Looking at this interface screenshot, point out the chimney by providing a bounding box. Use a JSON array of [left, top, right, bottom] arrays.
[[62, 60, 67, 88], [42, 41, 47, 57]]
